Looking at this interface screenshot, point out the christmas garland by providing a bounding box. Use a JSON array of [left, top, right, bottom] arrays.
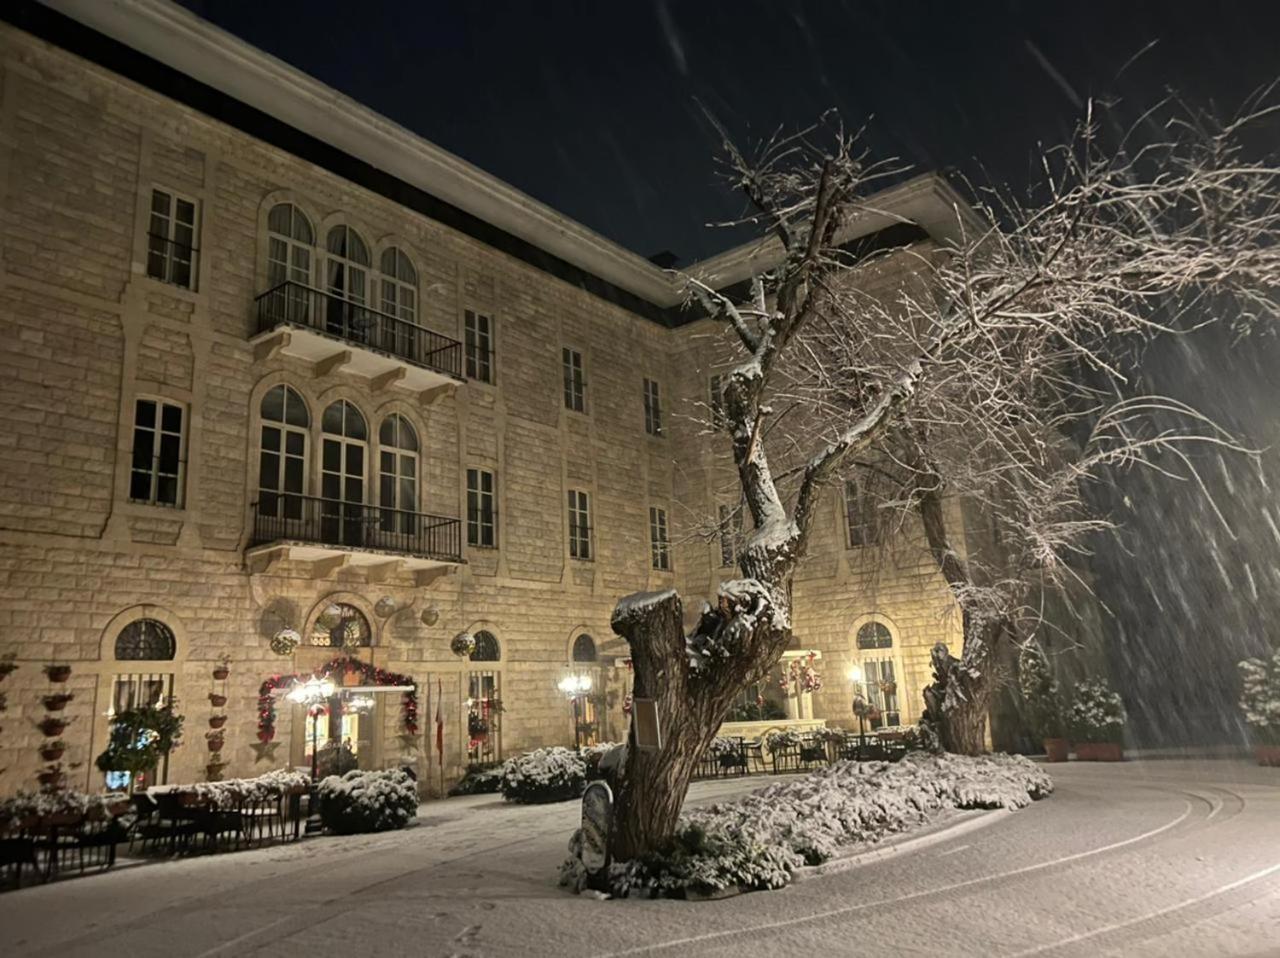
[[256, 657, 418, 743]]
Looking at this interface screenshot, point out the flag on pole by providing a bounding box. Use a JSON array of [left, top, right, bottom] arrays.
[[435, 677, 445, 767]]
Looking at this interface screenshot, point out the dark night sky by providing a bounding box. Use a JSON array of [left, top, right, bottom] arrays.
[[176, 1, 1280, 744], [177, 1, 1280, 264]]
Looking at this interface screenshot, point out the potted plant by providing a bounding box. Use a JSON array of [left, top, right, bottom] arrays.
[[95, 703, 184, 781], [0, 652, 16, 680], [37, 764, 66, 788], [212, 654, 231, 681], [208, 714, 228, 730], [208, 691, 227, 708], [39, 739, 67, 762], [206, 753, 226, 781], [468, 713, 490, 740], [44, 663, 72, 683], [38, 715, 72, 737], [42, 692, 74, 712], [1068, 678, 1127, 761], [1019, 643, 1068, 761], [1238, 643, 1280, 766], [206, 731, 225, 752]]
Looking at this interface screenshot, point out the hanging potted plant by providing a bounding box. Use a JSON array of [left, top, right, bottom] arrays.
[[468, 712, 490, 740], [208, 691, 227, 708], [206, 730, 225, 752], [208, 714, 228, 730], [1020, 643, 1068, 762], [0, 652, 16, 681], [1238, 643, 1280, 766], [1068, 678, 1127, 761], [42, 692, 75, 712], [43, 663, 72, 683], [451, 633, 477, 658], [38, 715, 72, 737], [37, 764, 66, 788], [39, 739, 67, 762], [206, 752, 226, 781], [95, 703, 184, 781], [212, 654, 231, 681]]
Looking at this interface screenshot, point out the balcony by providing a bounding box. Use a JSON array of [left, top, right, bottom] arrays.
[[250, 282, 463, 396], [246, 494, 464, 583]]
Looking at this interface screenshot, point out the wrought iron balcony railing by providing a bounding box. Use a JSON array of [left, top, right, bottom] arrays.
[[255, 281, 463, 380], [251, 494, 463, 563]]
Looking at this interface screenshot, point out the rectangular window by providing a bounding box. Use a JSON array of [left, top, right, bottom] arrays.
[[709, 374, 726, 428], [562, 347, 585, 412], [130, 398, 186, 507], [844, 478, 882, 548], [464, 310, 494, 383], [146, 188, 198, 289], [718, 504, 743, 568], [568, 489, 592, 560], [649, 506, 670, 570], [643, 378, 663, 436], [858, 659, 901, 729], [466, 468, 496, 548]]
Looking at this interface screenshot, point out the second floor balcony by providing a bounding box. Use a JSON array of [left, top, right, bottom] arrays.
[[246, 493, 464, 581], [251, 282, 464, 394]]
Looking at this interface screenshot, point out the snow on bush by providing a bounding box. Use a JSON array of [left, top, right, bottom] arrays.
[[500, 746, 587, 803], [149, 768, 310, 810], [317, 768, 418, 834], [0, 788, 128, 823], [1018, 643, 1064, 741], [1067, 678, 1126, 743], [1239, 642, 1280, 743], [561, 752, 1052, 898], [448, 763, 504, 796]]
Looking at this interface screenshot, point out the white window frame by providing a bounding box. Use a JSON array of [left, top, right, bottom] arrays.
[[464, 310, 494, 383], [563, 346, 586, 413], [467, 467, 497, 548], [568, 488, 592, 561], [379, 247, 418, 324], [258, 386, 310, 519], [649, 506, 671, 571], [146, 187, 199, 290], [643, 378, 663, 436], [129, 397, 187, 508]]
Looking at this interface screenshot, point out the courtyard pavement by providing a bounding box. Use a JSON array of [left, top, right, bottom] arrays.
[[2, 759, 1279, 957]]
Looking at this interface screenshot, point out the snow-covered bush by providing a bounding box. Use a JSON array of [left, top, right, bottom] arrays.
[[500, 746, 586, 803], [317, 768, 419, 834], [447, 763, 503, 796], [1067, 679, 1126, 743], [1018, 643, 1064, 741], [1239, 643, 1280, 743], [764, 729, 801, 750], [561, 752, 1051, 898], [150, 768, 310, 810]]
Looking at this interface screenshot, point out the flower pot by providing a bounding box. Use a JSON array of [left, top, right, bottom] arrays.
[[44, 665, 72, 683], [205, 765, 225, 782], [1075, 741, 1123, 762], [37, 771, 65, 787], [38, 717, 69, 737], [208, 693, 227, 707], [212, 667, 230, 681], [206, 737, 224, 752], [208, 715, 227, 730], [1255, 745, 1280, 767], [42, 694, 73, 712], [39, 746, 65, 762], [1043, 738, 1069, 763]]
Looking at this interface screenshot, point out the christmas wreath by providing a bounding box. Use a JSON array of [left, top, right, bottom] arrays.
[[256, 657, 418, 743]]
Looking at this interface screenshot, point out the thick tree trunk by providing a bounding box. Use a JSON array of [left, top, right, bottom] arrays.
[[608, 576, 791, 860]]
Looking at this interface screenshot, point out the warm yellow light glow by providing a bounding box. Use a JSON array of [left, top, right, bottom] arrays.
[[847, 665, 863, 683]]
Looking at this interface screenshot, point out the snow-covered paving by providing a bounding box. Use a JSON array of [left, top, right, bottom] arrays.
[[2, 759, 1279, 957]]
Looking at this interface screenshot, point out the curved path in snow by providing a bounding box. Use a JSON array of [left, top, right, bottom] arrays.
[[2, 759, 1278, 957]]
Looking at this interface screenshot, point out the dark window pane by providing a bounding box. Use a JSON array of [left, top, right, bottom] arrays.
[[285, 430, 305, 456], [161, 403, 183, 433], [129, 470, 152, 501], [158, 433, 181, 471], [261, 386, 284, 422], [135, 399, 156, 429]]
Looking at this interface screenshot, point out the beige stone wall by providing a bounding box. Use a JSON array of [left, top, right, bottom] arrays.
[[0, 22, 969, 796]]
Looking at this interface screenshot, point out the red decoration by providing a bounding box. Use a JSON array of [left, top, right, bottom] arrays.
[[256, 656, 418, 743]]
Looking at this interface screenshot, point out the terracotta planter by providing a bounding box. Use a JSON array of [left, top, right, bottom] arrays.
[[212, 668, 230, 681], [1256, 745, 1280, 767], [208, 715, 227, 730], [1075, 741, 1123, 762], [44, 666, 72, 683], [42, 694, 73, 712], [1043, 738, 1069, 763], [208, 693, 227, 707], [37, 771, 65, 787], [206, 737, 224, 752], [37, 717, 69, 737], [39, 746, 65, 762]]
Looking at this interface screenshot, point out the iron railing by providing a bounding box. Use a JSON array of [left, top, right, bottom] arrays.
[[251, 494, 462, 563], [255, 281, 463, 380]]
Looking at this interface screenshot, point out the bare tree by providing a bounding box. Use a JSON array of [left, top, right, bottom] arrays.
[[608, 102, 1280, 860]]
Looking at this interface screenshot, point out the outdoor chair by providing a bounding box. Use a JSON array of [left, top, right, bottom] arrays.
[[0, 834, 37, 889], [799, 734, 828, 769], [716, 738, 749, 777], [744, 738, 767, 774], [143, 792, 202, 855], [770, 740, 801, 774]]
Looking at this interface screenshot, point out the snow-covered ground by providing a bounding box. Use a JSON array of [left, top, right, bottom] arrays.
[[3, 759, 1280, 957]]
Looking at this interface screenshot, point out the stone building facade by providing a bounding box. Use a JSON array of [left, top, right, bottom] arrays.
[[0, 1, 992, 795]]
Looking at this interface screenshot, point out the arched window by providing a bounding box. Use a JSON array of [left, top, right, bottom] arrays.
[[470, 630, 501, 662], [321, 402, 367, 527], [856, 621, 893, 650], [259, 385, 310, 519], [380, 247, 417, 323], [310, 602, 372, 648], [325, 225, 371, 305], [115, 618, 176, 660], [266, 203, 314, 288], [572, 633, 597, 663], [379, 414, 418, 534]]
